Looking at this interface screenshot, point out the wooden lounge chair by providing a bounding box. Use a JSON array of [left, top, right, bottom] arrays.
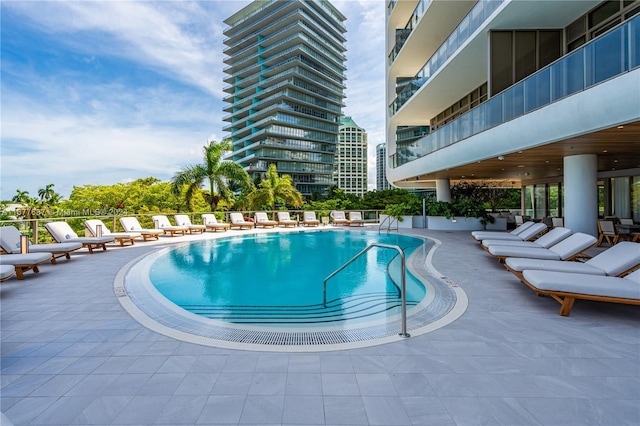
[[174, 214, 206, 234], [0, 252, 54, 280], [85, 219, 141, 246], [481, 227, 572, 251], [0, 264, 15, 282], [277, 212, 297, 227], [119, 217, 163, 241], [597, 220, 619, 246], [487, 232, 597, 263], [330, 210, 349, 226], [505, 241, 640, 282], [0, 225, 82, 263], [254, 212, 278, 228], [520, 269, 640, 316], [471, 221, 535, 241], [201, 214, 230, 232], [348, 211, 365, 226], [152, 215, 188, 236], [229, 212, 254, 230], [301, 211, 320, 227], [45, 222, 115, 254]]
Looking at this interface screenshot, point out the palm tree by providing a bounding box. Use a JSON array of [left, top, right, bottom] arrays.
[[11, 189, 31, 203], [249, 164, 303, 210], [38, 184, 61, 205], [171, 140, 252, 211]]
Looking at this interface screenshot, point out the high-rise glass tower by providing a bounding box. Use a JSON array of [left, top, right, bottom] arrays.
[[335, 116, 367, 197], [223, 0, 347, 197], [376, 143, 391, 191]]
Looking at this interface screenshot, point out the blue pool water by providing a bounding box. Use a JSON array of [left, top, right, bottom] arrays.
[[149, 231, 428, 324]]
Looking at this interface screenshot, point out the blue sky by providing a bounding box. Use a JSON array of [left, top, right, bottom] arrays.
[[0, 0, 386, 201]]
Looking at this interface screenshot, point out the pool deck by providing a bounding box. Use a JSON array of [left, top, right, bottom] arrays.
[[1, 226, 638, 425]]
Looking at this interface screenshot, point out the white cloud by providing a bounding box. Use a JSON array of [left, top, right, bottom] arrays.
[[1, 0, 389, 198]]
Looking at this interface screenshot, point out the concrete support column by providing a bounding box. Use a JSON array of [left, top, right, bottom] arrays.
[[436, 179, 451, 202], [564, 154, 598, 236]]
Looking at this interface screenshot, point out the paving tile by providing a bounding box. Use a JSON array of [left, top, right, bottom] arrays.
[[322, 373, 360, 396], [70, 395, 130, 425], [323, 395, 368, 425], [174, 372, 219, 395], [355, 373, 397, 396], [248, 372, 287, 395], [2, 396, 57, 425], [282, 395, 324, 424], [239, 395, 284, 424], [286, 373, 323, 395], [112, 395, 170, 424], [30, 374, 85, 396], [0, 374, 59, 397], [211, 372, 253, 395], [31, 396, 96, 425], [137, 372, 185, 396], [155, 395, 208, 424], [320, 355, 354, 373], [400, 396, 455, 425], [361, 395, 411, 425], [256, 354, 290, 372], [197, 395, 245, 424], [157, 355, 198, 373], [288, 355, 321, 373]]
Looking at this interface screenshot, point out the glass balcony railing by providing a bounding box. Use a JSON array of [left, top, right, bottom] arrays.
[[388, 0, 433, 64], [391, 0, 504, 115], [390, 15, 640, 168]]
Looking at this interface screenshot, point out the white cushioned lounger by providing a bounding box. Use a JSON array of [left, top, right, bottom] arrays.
[[46, 222, 115, 254], [1, 264, 16, 282], [119, 217, 163, 241], [482, 227, 572, 249], [0, 252, 53, 279], [471, 220, 534, 241], [1, 225, 82, 263], [85, 219, 141, 246], [521, 269, 640, 316], [488, 232, 597, 262], [473, 222, 546, 243], [505, 241, 640, 278]]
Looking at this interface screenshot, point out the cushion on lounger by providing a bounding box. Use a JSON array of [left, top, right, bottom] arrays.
[[585, 242, 640, 276], [548, 233, 597, 259], [523, 269, 640, 300]]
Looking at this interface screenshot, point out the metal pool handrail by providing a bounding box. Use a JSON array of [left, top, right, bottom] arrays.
[[322, 243, 410, 338]]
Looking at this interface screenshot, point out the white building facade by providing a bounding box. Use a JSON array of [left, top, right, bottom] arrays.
[[335, 116, 368, 196], [376, 143, 391, 191], [386, 0, 640, 235]]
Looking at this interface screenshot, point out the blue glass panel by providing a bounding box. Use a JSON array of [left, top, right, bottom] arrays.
[[588, 26, 624, 86]]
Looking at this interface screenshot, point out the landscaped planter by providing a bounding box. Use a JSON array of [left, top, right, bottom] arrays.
[[426, 216, 484, 231]]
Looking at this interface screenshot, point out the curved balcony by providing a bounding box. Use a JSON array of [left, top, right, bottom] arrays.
[[390, 0, 504, 115], [390, 15, 640, 168]]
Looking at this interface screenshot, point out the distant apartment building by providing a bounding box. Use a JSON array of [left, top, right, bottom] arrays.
[[376, 143, 391, 191], [222, 0, 347, 197], [335, 116, 368, 196], [387, 0, 640, 234]]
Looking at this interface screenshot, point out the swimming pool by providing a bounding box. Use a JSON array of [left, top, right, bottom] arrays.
[[118, 229, 467, 351], [148, 231, 426, 325]]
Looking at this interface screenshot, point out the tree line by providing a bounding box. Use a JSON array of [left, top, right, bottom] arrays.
[[2, 140, 521, 220]]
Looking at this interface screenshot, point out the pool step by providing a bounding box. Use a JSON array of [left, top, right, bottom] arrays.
[[181, 292, 419, 324]]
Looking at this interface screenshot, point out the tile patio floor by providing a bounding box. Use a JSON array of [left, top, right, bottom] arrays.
[[1, 226, 638, 425]]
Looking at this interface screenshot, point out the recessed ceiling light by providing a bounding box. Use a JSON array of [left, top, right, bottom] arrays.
[[617, 125, 624, 129], [603, 150, 608, 153], [517, 165, 525, 168], [614, 159, 618, 163], [461, 175, 466, 178], [518, 151, 523, 154], [545, 160, 549, 163]]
